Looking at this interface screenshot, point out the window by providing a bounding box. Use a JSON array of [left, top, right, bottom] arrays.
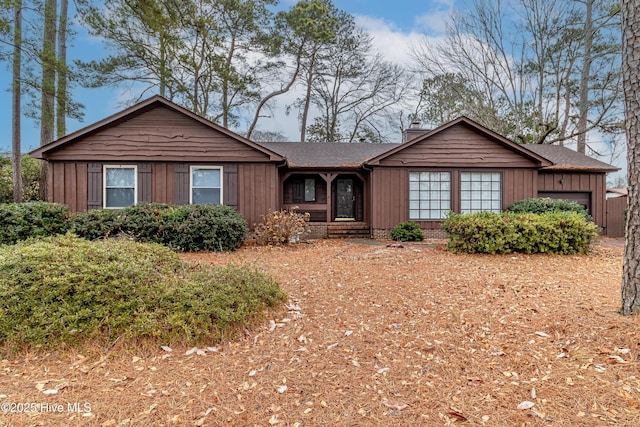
[[460, 172, 501, 213], [304, 178, 316, 202], [104, 165, 137, 208], [409, 171, 451, 220], [190, 166, 222, 204]]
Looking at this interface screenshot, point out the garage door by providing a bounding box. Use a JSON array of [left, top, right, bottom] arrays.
[[538, 192, 591, 214]]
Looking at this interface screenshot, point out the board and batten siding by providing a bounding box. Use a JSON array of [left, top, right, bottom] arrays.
[[377, 125, 540, 168], [537, 171, 607, 229], [370, 168, 538, 230], [44, 106, 272, 163], [237, 163, 279, 227], [48, 161, 88, 212], [54, 162, 242, 214]]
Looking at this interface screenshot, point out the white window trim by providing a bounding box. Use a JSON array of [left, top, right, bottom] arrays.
[[408, 170, 452, 220], [459, 171, 503, 214], [103, 165, 138, 209], [189, 166, 224, 205]]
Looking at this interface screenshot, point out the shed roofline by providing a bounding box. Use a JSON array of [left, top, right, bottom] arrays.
[[29, 95, 284, 162]]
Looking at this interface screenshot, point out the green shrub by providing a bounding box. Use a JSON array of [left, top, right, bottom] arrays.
[[69, 209, 123, 240], [0, 155, 41, 203], [0, 235, 286, 349], [253, 208, 310, 245], [0, 202, 69, 244], [507, 197, 591, 220], [442, 211, 598, 254], [390, 221, 425, 242], [71, 203, 248, 251]]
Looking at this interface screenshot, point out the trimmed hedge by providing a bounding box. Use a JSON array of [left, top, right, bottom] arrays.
[[0, 235, 286, 348], [442, 211, 598, 254], [507, 197, 591, 220], [70, 203, 248, 252], [0, 202, 69, 245], [390, 221, 425, 242]]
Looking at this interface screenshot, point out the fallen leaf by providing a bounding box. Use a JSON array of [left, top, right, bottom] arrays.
[[447, 410, 468, 421], [382, 399, 408, 411], [517, 401, 535, 410]]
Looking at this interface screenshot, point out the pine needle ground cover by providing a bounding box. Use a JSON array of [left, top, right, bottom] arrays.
[[0, 238, 637, 426]]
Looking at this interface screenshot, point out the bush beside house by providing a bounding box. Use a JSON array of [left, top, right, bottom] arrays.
[[0, 202, 248, 251], [442, 211, 598, 254]]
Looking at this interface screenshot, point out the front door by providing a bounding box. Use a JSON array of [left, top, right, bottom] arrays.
[[336, 178, 355, 219]]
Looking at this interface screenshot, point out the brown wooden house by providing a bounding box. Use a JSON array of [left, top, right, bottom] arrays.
[[30, 96, 619, 238]]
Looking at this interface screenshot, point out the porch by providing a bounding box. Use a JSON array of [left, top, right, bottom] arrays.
[[281, 172, 367, 223]]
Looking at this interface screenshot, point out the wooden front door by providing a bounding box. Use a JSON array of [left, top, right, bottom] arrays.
[[336, 178, 355, 219]]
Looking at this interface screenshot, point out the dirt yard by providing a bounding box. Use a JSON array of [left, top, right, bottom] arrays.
[[0, 238, 638, 426]]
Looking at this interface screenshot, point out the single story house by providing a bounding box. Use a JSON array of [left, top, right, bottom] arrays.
[[30, 95, 619, 238]]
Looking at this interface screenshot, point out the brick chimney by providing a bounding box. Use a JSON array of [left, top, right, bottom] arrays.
[[402, 121, 430, 143]]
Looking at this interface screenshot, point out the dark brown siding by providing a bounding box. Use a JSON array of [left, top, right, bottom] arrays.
[[503, 169, 538, 207], [371, 168, 409, 229], [49, 162, 88, 212], [151, 163, 174, 204], [606, 195, 627, 237], [538, 172, 607, 228], [378, 125, 539, 168], [238, 163, 278, 227], [371, 167, 539, 230], [46, 106, 272, 162]]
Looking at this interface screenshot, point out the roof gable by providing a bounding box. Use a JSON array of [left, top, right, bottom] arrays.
[[30, 96, 284, 162], [365, 116, 552, 168]]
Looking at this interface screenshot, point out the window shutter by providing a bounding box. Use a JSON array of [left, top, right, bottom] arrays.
[[138, 163, 152, 203], [87, 163, 102, 209], [175, 164, 189, 205], [224, 164, 238, 208]]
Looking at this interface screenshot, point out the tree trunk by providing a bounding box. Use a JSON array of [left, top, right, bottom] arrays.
[[621, 0, 640, 315], [300, 54, 316, 142], [12, 0, 23, 203], [56, 0, 69, 138], [39, 0, 57, 201], [577, 0, 593, 155]]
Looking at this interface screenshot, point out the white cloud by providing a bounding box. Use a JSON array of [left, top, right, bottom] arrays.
[[353, 16, 426, 67], [414, 10, 452, 34]]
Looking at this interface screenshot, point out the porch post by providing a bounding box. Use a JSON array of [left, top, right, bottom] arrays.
[[321, 173, 338, 222]]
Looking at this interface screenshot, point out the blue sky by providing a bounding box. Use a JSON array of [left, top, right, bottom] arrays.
[[0, 0, 459, 153]]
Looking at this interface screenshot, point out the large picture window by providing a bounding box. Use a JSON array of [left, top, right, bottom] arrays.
[[104, 165, 137, 208], [190, 166, 223, 205], [460, 172, 502, 213], [409, 171, 451, 220]]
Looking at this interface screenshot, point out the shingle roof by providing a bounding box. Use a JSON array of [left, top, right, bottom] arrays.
[[524, 144, 619, 172], [257, 142, 398, 167]]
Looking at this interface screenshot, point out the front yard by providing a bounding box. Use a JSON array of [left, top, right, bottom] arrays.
[[0, 238, 638, 426]]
